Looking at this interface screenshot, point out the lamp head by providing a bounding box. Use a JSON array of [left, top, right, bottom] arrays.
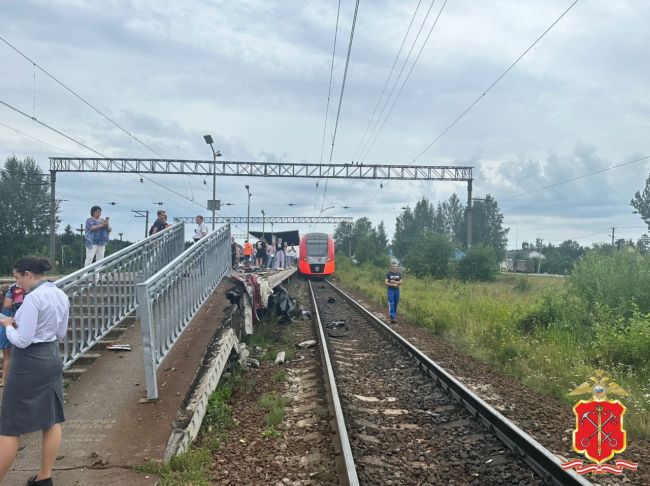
[[203, 135, 214, 145]]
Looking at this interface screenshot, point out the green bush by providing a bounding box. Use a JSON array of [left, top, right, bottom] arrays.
[[404, 231, 453, 278], [592, 305, 650, 368], [570, 250, 650, 316], [457, 245, 497, 281]]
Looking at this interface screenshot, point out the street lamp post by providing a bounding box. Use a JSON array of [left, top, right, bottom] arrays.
[[203, 135, 222, 231], [245, 185, 252, 241], [261, 210, 266, 243]]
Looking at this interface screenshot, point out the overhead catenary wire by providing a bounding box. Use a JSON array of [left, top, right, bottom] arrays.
[[411, 0, 582, 162], [329, 0, 427, 210], [0, 35, 205, 207], [350, 0, 424, 163], [0, 120, 77, 156], [321, 0, 361, 210], [0, 35, 165, 158], [314, 0, 343, 211], [359, 0, 447, 164], [0, 99, 204, 209], [499, 154, 650, 202], [356, 0, 440, 165]]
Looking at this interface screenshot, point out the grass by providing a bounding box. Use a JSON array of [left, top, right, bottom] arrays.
[[334, 256, 650, 438], [135, 369, 245, 484], [135, 448, 212, 486], [259, 392, 290, 438]]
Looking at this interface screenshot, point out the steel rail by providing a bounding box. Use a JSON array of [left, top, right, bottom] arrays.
[[308, 281, 360, 486], [324, 280, 592, 486]]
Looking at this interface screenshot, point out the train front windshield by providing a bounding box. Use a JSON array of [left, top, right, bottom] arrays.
[[306, 236, 328, 257]]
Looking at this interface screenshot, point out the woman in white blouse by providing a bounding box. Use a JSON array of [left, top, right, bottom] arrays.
[[0, 257, 69, 486]]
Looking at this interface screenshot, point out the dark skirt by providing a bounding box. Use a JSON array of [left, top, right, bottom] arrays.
[[0, 341, 65, 436]]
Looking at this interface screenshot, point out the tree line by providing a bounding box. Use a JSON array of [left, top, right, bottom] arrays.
[[333, 193, 509, 280], [0, 156, 132, 275]]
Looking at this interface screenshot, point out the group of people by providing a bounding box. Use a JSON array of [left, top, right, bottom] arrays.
[[83, 206, 213, 268], [232, 236, 297, 270]]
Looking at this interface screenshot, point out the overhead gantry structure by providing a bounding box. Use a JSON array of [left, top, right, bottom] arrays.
[[48, 157, 474, 259]]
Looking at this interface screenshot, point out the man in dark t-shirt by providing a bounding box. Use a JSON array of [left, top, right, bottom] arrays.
[[384, 261, 402, 324]]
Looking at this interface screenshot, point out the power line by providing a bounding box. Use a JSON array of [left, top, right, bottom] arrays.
[[360, 0, 440, 162], [499, 154, 650, 202], [412, 0, 582, 162], [315, 0, 343, 211], [319, 0, 342, 166], [0, 35, 164, 158], [351, 0, 424, 163], [321, 0, 361, 210], [331, 0, 446, 210], [1, 99, 203, 209], [0, 120, 77, 156], [1, 100, 108, 157], [0, 34, 203, 205]]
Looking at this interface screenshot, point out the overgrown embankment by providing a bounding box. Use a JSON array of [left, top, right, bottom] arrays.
[[334, 253, 650, 438]]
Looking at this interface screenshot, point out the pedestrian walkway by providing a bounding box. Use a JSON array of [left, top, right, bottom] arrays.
[[1, 279, 232, 485], [1, 267, 296, 485]]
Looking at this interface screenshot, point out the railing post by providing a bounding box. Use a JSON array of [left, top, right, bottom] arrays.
[[136, 281, 159, 400]]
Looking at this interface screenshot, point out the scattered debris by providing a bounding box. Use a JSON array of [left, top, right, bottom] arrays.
[[237, 343, 250, 367], [327, 319, 346, 328], [274, 351, 286, 364], [270, 285, 296, 323], [247, 358, 261, 369], [106, 344, 131, 351], [297, 340, 317, 349], [327, 296, 336, 304]]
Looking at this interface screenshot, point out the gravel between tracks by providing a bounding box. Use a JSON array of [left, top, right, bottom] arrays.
[[313, 283, 544, 485], [331, 279, 649, 486], [209, 283, 337, 485]]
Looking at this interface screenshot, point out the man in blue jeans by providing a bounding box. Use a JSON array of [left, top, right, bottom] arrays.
[[384, 260, 402, 324]]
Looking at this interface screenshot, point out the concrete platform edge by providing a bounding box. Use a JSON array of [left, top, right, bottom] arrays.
[[164, 327, 239, 461]]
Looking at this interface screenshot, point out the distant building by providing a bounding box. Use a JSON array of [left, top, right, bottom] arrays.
[[502, 250, 546, 273]]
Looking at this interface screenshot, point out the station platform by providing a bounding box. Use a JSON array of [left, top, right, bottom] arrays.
[[1, 267, 296, 485]]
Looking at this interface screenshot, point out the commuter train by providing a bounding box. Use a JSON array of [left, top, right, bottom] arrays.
[[298, 233, 335, 277]]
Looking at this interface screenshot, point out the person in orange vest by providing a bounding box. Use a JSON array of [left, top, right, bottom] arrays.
[[243, 240, 253, 264]]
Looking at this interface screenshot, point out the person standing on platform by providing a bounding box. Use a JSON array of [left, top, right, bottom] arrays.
[[84, 206, 111, 266], [193, 215, 208, 243], [1, 283, 25, 387], [275, 237, 285, 270], [285, 244, 296, 267], [231, 237, 238, 267], [267, 239, 275, 269], [0, 256, 69, 486], [149, 209, 168, 235], [243, 240, 252, 264], [384, 260, 402, 324]]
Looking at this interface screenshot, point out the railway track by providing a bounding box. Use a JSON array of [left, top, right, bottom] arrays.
[[308, 279, 591, 486]]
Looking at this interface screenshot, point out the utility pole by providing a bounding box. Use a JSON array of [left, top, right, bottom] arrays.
[[610, 227, 616, 246], [49, 171, 57, 263], [537, 238, 543, 274], [76, 225, 85, 267], [466, 179, 473, 248], [348, 221, 353, 258], [132, 210, 150, 238], [261, 210, 266, 243]]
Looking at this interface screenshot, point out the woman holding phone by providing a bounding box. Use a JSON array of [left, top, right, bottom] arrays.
[[0, 257, 69, 486], [84, 205, 111, 266]]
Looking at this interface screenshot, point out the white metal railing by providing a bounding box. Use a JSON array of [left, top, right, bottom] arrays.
[[56, 222, 185, 368], [137, 224, 231, 399]]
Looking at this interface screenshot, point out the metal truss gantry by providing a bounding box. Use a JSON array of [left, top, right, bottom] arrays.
[[174, 216, 352, 224], [50, 158, 473, 181], [48, 157, 474, 259]]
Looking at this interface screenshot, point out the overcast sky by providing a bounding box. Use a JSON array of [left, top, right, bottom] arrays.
[[1, 0, 649, 248]]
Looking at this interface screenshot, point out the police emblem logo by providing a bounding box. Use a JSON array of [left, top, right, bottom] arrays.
[[561, 370, 638, 475]]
